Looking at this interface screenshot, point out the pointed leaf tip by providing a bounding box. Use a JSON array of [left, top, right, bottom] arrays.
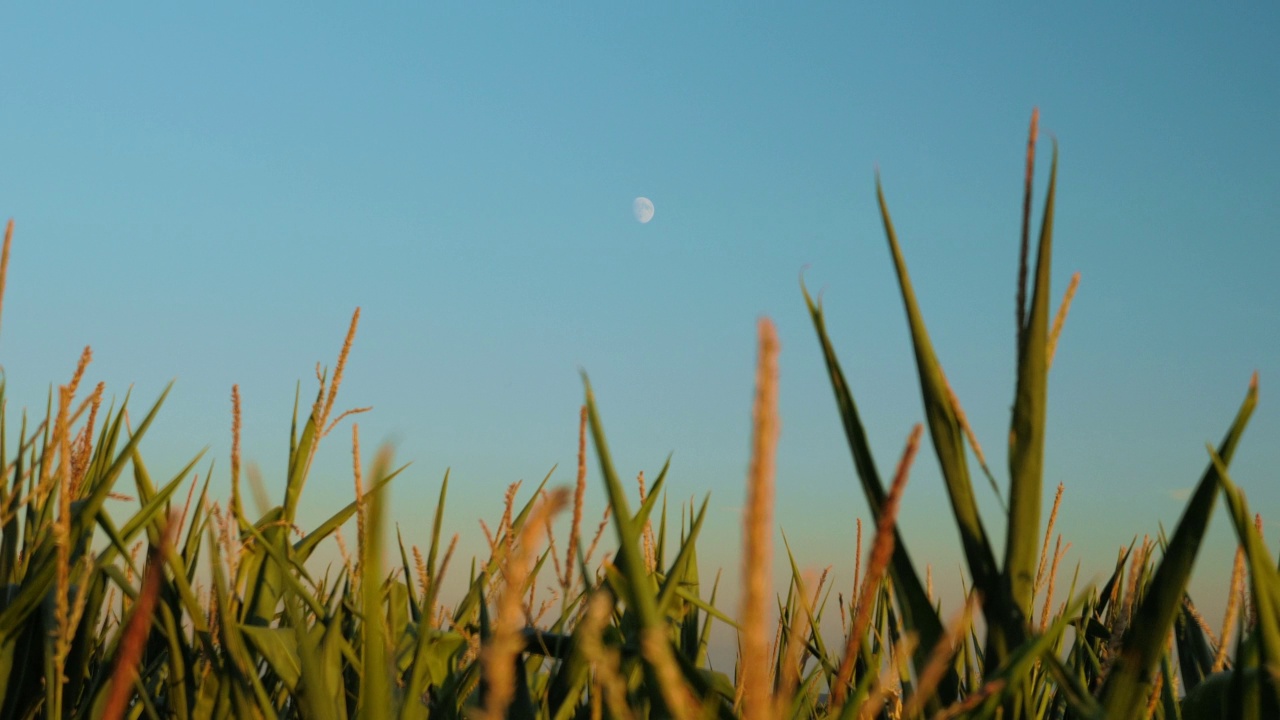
[[800, 277, 821, 314]]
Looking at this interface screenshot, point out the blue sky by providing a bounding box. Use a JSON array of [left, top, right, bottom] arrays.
[[2, 5, 1277, 654]]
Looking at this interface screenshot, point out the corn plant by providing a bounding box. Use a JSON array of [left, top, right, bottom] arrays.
[[800, 111, 1267, 719]]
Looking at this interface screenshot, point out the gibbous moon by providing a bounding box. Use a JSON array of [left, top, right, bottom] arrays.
[[633, 197, 654, 224]]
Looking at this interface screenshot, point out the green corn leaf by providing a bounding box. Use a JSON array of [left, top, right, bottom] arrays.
[[239, 510, 289, 627], [84, 397, 120, 495], [1006, 143, 1057, 619], [294, 466, 406, 562], [1100, 375, 1257, 717], [675, 586, 739, 631], [670, 646, 737, 720], [205, 523, 258, 712], [1176, 594, 1217, 694], [322, 601, 355, 719], [387, 581, 412, 654], [1041, 651, 1102, 719], [779, 533, 836, 677], [1182, 665, 1261, 719], [0, 411, 19, 587], [802, 285, 957, 704], [358, 446, 394, 719], [181, 471, 213, 579], [674, 503, 702, 662], [581, 376, 657, 628], [395, 526, 419, 621], [656, 494, 668, 574], [240, 624, 304, 691], [288, 383, 301, 478], [533, 619, 589, 718], [285, 593, 340, 720], [1209, 446, 1280, 713], [422, 471, 449, 619], [283, 396, 320, 526], [0, 635, 15, 716], [1158, 648, 1183, 720], [122, 450, 204, 553], [239, 520, 328, 619], [696, 565, 720, 668], [634, 456, 670, 543], [1094, 543, 1135, 624], [654, 494, 708, 618], [156, 599, 193, 720], [583, 374, 697, 717], [875, 177, 1020, 662], [398, 625, 467, 720]]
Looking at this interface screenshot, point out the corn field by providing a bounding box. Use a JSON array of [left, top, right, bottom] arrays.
[[0, 113, 1273, 719]]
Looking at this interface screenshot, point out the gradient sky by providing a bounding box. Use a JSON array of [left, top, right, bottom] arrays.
[[2, 5, 1278, 663]]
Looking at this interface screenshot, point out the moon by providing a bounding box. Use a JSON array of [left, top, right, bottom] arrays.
[[633, 197, 654, 224]]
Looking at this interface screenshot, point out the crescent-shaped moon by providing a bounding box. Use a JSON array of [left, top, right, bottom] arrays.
[[633, 197, 654, 224]]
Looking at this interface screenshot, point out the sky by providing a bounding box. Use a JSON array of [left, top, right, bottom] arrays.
[[1, 5, 1278, 665]]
